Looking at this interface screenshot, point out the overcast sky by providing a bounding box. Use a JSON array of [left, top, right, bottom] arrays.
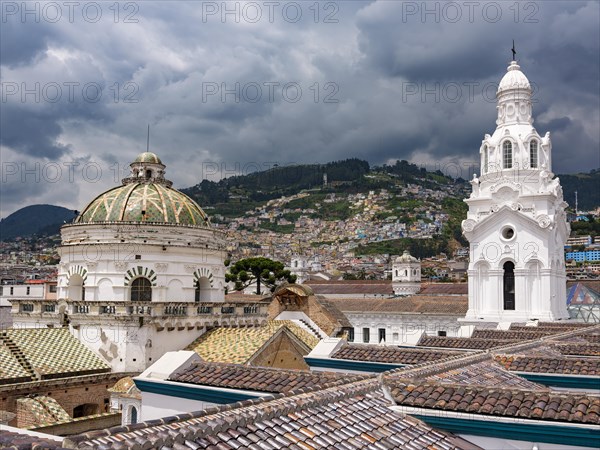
[[1, 0, 599, 217]]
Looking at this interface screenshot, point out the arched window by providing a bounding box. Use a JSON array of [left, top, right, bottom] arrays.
[[529, 140, 538, 168], [194, 279, 200, 303], [404, 269, 408, 277], [146, 170, 152, 178], [194, 276, 212, 303], [503, 141, 513, 169], [130, 277, 152, 302], [503, 261, 515, 310], [130, 406, 138, 424], [483, 145, 489, 174], [67, 274, 85, 301]]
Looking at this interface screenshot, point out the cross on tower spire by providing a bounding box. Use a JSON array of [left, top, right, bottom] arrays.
[[511, 40, 517, 61]]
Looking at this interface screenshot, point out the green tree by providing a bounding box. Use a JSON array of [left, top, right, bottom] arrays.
[[225, 257, 296, 294]]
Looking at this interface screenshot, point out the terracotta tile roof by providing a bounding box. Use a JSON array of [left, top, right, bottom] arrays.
[[314, 295, 352, 328], [509, 325, 587, 333], [471, 329, 557, 340], [327, 295, 468, 315], [419, 283, 468, 295], [305, 280, 394, 295], [571, 327, 600, 344], [582, 334, 600, 344], [67, 380, 478, 449], [528, 322, 595, 329], [553, 343, 600, 357], [389, 381, 600, 425], [426, 361, 545, 390], [510, 321, 594, 333], [508, 344, 563, 358], [169, 361, 370, 393], [0, 429, 67, 449], [417, 335, 518, 350], [185, 320, 319, 364], [0, 328, 110, 380], [223, 293, 271, 303], [494, 355, 600, 376], [331, 344, 463, 365]]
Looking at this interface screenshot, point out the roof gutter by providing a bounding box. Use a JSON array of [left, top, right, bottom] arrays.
[[392, 405, 600, 448], [134, 377, 271, 404]]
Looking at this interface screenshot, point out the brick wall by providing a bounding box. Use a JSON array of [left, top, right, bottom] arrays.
[[30, 412, 121, 436], [0, 372, 135, 428], [13, 384, 111, 428], [15, 399, 38, 428]]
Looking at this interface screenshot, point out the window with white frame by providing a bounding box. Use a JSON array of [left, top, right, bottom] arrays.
[[503, 141, 513, 169], [529, 140, 538, 168]]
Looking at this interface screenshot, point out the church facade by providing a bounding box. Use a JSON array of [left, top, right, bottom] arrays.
[[462, 60, 570, 322]]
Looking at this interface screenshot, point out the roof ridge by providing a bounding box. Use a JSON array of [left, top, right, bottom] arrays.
[[385, 350, 490, 380], [387, 379, 600, 399], [172, 359, 371, 382]]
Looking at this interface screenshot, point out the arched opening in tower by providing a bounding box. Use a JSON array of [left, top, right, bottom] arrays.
[[503, 261, 515, 310]]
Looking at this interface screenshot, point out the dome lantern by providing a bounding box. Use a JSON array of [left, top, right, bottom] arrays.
[[124, 152, 172, 187]]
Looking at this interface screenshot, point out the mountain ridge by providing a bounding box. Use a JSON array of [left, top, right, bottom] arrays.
[[2, 164, 598, 241], [0, 205, 77, 241]]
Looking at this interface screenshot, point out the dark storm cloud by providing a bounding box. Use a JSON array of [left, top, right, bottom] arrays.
[[352, 1, 599, 169], [0, 19, 55, 66], [0, 0, 598, 216], [0, 108, 70, 158]]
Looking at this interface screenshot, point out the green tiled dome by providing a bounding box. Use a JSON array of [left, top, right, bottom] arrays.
[[134, 152, 163, 164], [77, 182, 210, 226]]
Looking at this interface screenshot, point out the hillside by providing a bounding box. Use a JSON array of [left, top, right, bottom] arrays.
[[0, 205, 77, 241], [181, 159, 456, 218], [559, 169, 600, 211], [0, 165, 596, 242], [181, 162, 598, 218]]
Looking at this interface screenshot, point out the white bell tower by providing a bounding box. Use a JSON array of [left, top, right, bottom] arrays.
[[392, 250, 421, 296], [461, 58, 570, 322]]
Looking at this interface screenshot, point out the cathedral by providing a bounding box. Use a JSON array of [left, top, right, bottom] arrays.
[[461, 59, 570, 322], [7, 153, 270, 373], [58, 151, 226, 304]]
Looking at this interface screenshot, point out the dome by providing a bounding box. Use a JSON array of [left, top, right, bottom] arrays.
[[395, 250, 418, 263], [497, 61, 530, 93], [133, 152, 163, 165], [77, 182, 209, 225]]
